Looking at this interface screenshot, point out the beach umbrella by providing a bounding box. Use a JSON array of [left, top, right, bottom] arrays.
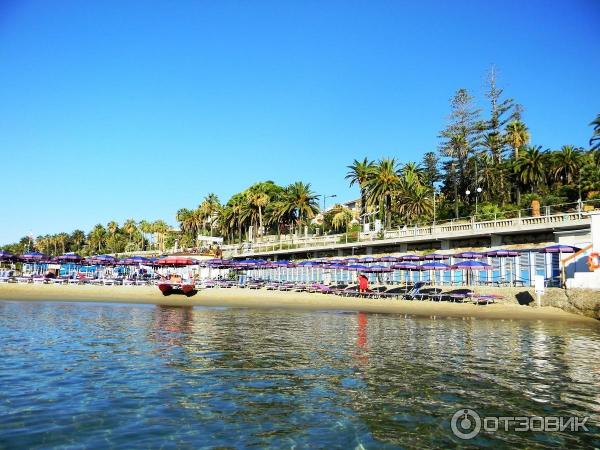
[[57, 253, 83, 263], [422, 253, 450, 260], [419, 261, 451, 270], [541, 244, 580, 285], [391, 262, 420, 287], [344, 257, 360, 263], [485, 250, 521, 257], [87, 254, 117, 265], [0, 250, 15, 261], [358, 256, 377, 263], [156, 256, 196, 266], [453, 251, 484, 259], [121, 256, 151, 265], [541, 244, 579, 254], [400, 254, 421, 261], [485, 250, 521, 284], [362, 264, 391, 273], [346, 264, 369, 271], [379, 256, 400, 262], [20, 251, 47, 262], [451, 260, 492, 286], [418, 261, 450, 285]]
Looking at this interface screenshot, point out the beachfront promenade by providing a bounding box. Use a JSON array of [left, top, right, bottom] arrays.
[[222, 210, 592, 259]]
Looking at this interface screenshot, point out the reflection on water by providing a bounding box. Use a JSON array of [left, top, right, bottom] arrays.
[[0, 301, 599, 448]]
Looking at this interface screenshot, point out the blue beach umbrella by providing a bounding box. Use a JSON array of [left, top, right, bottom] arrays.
[[20, 251, 46, 262], [451, 260, 492, 286]]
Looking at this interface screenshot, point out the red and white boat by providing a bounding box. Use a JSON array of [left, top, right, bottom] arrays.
[[158, 282, 197, 297]]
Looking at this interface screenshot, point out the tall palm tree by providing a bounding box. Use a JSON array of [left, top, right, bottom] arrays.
[[282, 182, 319, 231], [88, 224, 107, 253], [122, 219, 138, 249], [552, 145, 582, 185], [70, 230, 86, 252], [590, 114, 600, 150], [514, 146, 547, 194], [152, 220, 170, 252], [505, 120, 530, 204], [200, 193, 221, 235], [364, 158, 400, 229], [504, 120, 530, 159], [346, 158, 374, 219]]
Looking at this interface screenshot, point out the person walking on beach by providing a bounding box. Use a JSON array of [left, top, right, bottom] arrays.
[[358, 273, 368, 293]]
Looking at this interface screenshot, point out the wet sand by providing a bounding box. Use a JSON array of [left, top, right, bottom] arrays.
[[0, 283, 596, 323]]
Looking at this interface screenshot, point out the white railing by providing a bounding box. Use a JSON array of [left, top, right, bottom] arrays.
[[223, 210, 591, 257]]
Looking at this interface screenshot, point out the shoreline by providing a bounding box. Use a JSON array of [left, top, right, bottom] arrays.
[[0, 284, 597, 323]]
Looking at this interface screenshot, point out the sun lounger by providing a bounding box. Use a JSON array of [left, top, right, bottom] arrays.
[[402, 282, 426, 300]]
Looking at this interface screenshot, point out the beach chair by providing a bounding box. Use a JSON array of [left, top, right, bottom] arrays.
[[443, 289, 474, 303], [402, 282, 426, 300]]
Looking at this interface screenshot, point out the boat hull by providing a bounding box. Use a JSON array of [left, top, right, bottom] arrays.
[[158, 283, 198, 297]]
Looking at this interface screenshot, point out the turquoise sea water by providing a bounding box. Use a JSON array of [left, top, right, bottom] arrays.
[[0, 301, 599, 449]]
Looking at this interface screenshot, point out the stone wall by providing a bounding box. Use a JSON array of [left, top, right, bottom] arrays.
[[436, 286, 600, 320]]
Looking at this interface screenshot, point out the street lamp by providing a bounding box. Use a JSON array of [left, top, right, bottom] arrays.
[[465, 187, 483, 217], [321, 194, 337, 211]]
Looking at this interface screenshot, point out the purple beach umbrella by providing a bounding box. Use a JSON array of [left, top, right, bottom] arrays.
[[419, 261, 451, 270], [453, 251, 484, 259], [57, 252, 84, 263], [541, 244, 579, 254], [20, 251, 47, 262], [0, 250, 15, 261], [422, 253, 450, 261], [400, 254, 421, 261], [362, 264, 392, 273]]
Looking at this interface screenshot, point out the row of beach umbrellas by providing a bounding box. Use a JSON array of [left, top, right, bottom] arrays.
[[0, 251, 196, 267], [0, 244, 580, 270]]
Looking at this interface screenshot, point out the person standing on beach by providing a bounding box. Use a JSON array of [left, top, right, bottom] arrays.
[[358, 273, 368, 293]]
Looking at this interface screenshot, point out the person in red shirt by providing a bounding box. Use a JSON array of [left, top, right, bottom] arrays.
[[358, 273, 369, 293]]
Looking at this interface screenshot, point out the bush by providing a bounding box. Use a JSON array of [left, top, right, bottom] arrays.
[[475, 203, 505, 221]]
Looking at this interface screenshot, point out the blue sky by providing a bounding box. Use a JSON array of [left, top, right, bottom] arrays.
[[0, 0, 599, 244]]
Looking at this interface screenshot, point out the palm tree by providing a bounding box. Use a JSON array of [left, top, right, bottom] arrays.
[[514, 146, 547, 194], [139, 220, 153, 250], [590, 114, 600, 150], [70, 230, 86, 252], [122, 219, 138, 249], [152, 220, 170, 252], [505, 120, 530, 204], [504, 120, 530, 159], [345, 158, 374, 219], [552, 145, 582, 185], [88, 224, 107, 253], [282, 182, 319, 231], [200, 193, 221, 235], [364, 158, 400, 229]]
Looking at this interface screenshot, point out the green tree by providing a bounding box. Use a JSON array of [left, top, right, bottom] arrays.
[[590, 114, 600, 150], [514, 146, 547, 193], [346, 158, 374, 219], [364, 158, 400, 228]]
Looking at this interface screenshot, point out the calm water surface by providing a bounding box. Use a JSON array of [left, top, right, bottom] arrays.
[[0, 301, 599, 449]]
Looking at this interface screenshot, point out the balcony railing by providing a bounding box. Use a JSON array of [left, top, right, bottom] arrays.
[[222, 201, 595, 257]]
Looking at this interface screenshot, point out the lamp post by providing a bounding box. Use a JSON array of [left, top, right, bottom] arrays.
[[465, 187, 483, 218], [321, 194, 337, 211]]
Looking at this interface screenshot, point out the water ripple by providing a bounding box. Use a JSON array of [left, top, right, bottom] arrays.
[[0, 301, 598, 448]]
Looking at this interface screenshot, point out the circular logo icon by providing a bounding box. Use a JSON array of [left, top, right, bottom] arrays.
[[451, 408, 481, 440]]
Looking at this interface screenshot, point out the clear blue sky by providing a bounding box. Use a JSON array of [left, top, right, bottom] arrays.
[[1, 0, 599, 244]]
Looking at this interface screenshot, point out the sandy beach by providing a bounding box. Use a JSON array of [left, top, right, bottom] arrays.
[[0, 283, 596, 323]]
